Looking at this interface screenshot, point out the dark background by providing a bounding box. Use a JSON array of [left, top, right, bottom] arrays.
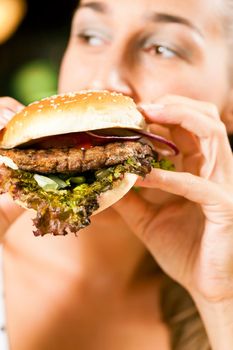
[[0, 0, 77, 103]]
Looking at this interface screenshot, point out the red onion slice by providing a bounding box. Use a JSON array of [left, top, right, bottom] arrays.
[[126, 129, 179, 156], [86, 129, 179, 156], [86, 131, 141, 141]]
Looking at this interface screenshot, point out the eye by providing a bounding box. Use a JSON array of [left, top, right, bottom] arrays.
[[144, 44, 178, 59], [78, 34, 103, 46], [155, 45, 176, 58], [77, 30, 107, 47]]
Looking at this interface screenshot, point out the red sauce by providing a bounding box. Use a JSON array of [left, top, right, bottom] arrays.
[[29, 132, 110, 150]]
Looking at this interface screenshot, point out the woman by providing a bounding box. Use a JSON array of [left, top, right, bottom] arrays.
[[1, 0, 233, 349]]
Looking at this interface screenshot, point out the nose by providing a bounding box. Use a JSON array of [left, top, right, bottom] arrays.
[[87, 57, 136, 99]]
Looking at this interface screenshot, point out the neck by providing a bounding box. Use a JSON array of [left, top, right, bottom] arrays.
[[76, 208, 153, 285], [6, 208, 155, 289]]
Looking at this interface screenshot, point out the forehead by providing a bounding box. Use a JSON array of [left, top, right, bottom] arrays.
[[79, 0, 220, 16], [78, 0, 223, 35]]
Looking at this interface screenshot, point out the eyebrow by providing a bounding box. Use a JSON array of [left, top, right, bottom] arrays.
[[148, 12, 203, 38], [78, 1, 108, 13]]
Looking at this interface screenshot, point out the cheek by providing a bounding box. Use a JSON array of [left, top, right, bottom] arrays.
[[135, 64, 227, 108], [58, 47, 95, 93], [130, 62, 196, 102], [134, 71, 193, 103]]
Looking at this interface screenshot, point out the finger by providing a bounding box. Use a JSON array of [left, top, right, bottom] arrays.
[[0, 97, 24, 113], [168, 126, 199, 156], [0, 98, 24, 130], [0, 109, 15, 129], [149, 122, 200, 158], [167, 126, 202, 175], [141, 104, 233, 182], [0, 107, 15, 120], [137, 168, 232, 207], [113, 184, 201, 264], [113, 189, 156, 242], [141, 104, 203, 175], [139, 94, 220, 120], [141, 103, 222, 138]]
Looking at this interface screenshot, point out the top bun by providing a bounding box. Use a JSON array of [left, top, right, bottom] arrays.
[[0, 90, 146, 149]]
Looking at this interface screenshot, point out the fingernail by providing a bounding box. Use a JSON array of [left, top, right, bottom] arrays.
[[139, 103, 164, 112], [16, 105, 24, 112]]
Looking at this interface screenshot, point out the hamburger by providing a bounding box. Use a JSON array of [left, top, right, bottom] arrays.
[[0, 90, 177, 236]]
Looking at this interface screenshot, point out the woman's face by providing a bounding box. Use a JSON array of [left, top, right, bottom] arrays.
[[59, 0, 231, 111]]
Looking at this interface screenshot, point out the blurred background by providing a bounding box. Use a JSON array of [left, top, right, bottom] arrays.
[[0, 0, 77, 105], [1, 0, 233, 149]]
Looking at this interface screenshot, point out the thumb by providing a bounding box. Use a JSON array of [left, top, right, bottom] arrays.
[[113, 189, 157, 242], [136, 168, 229, 205]]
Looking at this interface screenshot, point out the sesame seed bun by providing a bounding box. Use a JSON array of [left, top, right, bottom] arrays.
[[94, 172, 137, 214], [0, 90, 147, 234], [0, 90, 146, 149]]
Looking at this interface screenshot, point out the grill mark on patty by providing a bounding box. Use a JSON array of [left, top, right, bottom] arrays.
[[0, 141, 154, 174]]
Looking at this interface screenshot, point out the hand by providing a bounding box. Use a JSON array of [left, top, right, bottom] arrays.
[[0, 96, 24, 129], [0, 97, 25, 240], [114, 95, 233, 303]]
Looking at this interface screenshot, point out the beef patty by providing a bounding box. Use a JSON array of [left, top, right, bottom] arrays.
[[0, 141, 154, 174]]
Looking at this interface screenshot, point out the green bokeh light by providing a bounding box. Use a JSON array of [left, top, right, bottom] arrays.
[[10, 60, 58, 105]]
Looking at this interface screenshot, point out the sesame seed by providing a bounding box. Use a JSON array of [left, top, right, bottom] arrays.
[[67, 92, 76, 98]]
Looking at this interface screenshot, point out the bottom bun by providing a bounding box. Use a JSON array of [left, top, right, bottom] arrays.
[[94, 173, 138, 215]]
